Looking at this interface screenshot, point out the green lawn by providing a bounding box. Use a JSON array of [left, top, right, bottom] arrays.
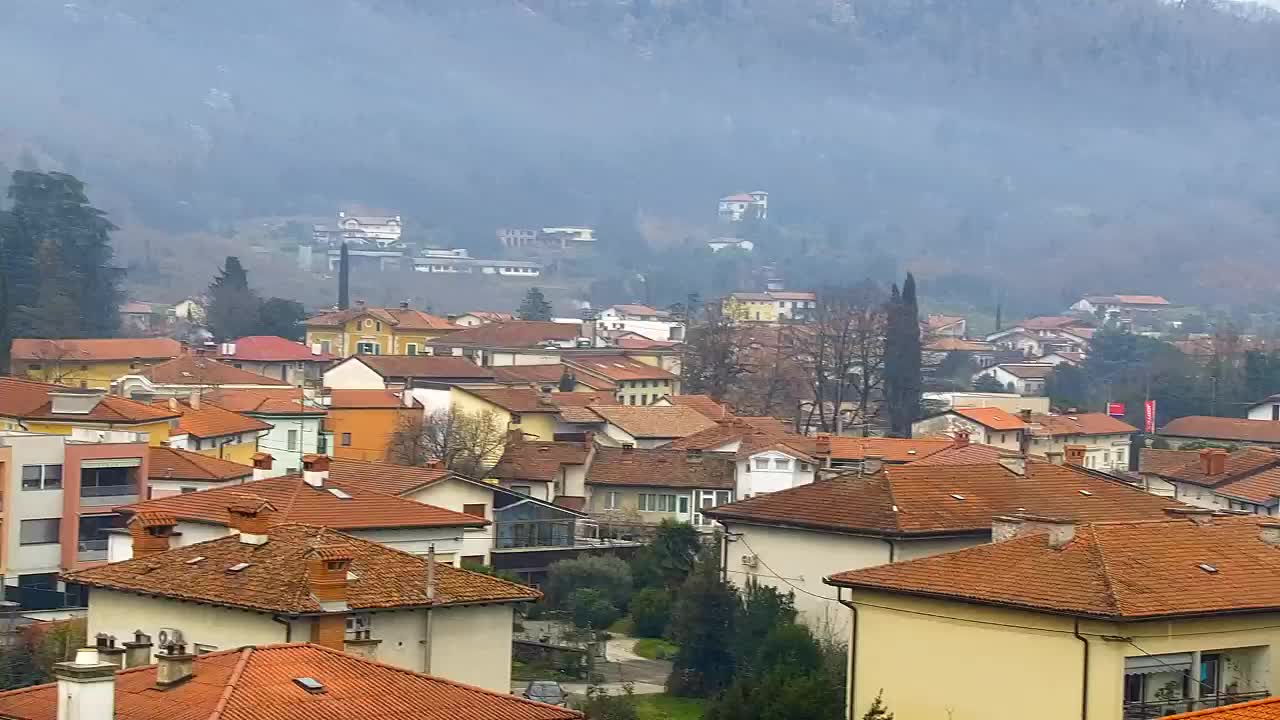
[[608, 616, 635, 635], [633, 638, 679, 661], [634, 694, 707, 720]]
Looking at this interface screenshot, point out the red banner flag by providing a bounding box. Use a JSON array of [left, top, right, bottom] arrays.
[[1144, 400, 1156, 434], [1107, 402, 1126, 418]]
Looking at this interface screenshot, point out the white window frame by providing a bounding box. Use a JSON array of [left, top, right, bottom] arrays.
[[753, 458, 769, 471], [287, 429, 299, 451], [606, 491, 620, 510], [22, 464, 63, 491], [355, 341, 380, 355]]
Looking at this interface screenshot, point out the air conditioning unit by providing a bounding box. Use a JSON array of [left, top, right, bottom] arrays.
[[157, 627, 185, 649], [741, 554, 759, 568]]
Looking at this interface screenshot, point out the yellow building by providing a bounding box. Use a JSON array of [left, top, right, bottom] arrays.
[[566, 355, 680, 406], [448, 387, 562, 444], [10, 337, 183, 390], [825, 513, 1280, 720], [303, 303, 460, 357], [0, 377, 178, 444], [720, 291, 815, 323], [160, 396, 269, 465]]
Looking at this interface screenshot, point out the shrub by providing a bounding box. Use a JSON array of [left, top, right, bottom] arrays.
[[570, 588, 622, 630], [629, 588, 673, 638], [546, 556, 633, 610]]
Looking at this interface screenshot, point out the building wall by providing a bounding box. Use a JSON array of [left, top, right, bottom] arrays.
[[86, 588, 287, 653], [1, 435, 69, 582], [405, 480, 495, 563], [61, 441, 150, 571], [328, 407, 409, 462], [1248, 404, 1280, 421], [587, 485, 698, 524], [23, 419, 173, 446], [737, 452, 814, 497], [254, 415, 323, 476], [108, 521, 233, 562], [428, 604, 515, 692], [911, 414, 1020, 450], [721, 298, 777, 324], [322, 359, 387, 390], [183, 433, 260, 466], [615, 378, 677, 407], [1028, 432, 1131, 472], [16, 360, 167, 390], [348, 526, 467, 566]]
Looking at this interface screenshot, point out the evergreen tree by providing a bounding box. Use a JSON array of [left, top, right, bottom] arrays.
[[883, 273, 922, 437], [337, 242, 350, 310], [207, 256, 262, 340], [257, 297, 307, 340], [667, 544, 737, 697], [517, 287, 553, 321], [861, 691, 894, 720]]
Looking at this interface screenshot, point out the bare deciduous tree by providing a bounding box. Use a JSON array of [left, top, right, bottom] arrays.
[[798, 284, 887, 435], [386, 406, 509, 478]]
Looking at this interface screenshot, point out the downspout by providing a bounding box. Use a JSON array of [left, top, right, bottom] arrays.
[[423, 544, 435, 673], [879, 538, 895, 564], [838, 589, 859, 720], [272, 615, 293, 642], [1074, 618, 1089, 720]]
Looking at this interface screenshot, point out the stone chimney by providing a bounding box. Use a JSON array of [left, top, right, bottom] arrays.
[[251, 452, 274, 481], [952, 430, 970, 447], [1165, 507, 1215, 525], [53, 647, 117, 720], [188, 389, 201, 411], [815, 433, 832, 455], [862, 454, 885, 476], [1200, 448, 1228, 476], [302, 454, 330, 488], [155, 643, 195, 687], [992, 514, 1076, 548], [227, 496, 275, 545], [128, 512, 177, 557], [1064, 445, 1086, 467], [123, 631, 153, 669], [997, 450, 1026, 477], [307, 547, 354, 650], [1261, 522, 1280, 547], [94, 634, 126, 669], [168, 396, 181, 412]]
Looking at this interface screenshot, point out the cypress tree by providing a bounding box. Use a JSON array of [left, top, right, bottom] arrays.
[[884, 273, 922, 437], [338, 242, 350, 310]]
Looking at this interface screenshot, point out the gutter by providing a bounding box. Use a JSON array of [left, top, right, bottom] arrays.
[[838, 589, 859, 720], [1074, 618, 1090, 720], [272, 615, 293, 642]]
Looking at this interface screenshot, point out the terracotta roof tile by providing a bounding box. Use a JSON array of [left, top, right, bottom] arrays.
[[353, 355, 496, 380], [10, 337, 182, 361], [322, 457, 454, 496], [1161, 697, 1280, 720], [492, 441, 591, 482], [216, 335, 337, 362], [493, 364, 617, 391], [142, 355, 289, 386], [0, 377, 179, 423], [160, 399, 272, 438], [429, 321, 580, 348], [118, 474, 483, 530], [1154, 447, 1280, 486], [148, 446, 254, 482], [993, 363, 1055, 380], [67, 524, 531, 613], [0, 642, 578, 720], [587, 447, 735, 489], [925, 338, 994, 352], [567, 356, 677, 382], [826, 437, 955, 463], [462, 311, 515, 322], [304, 307, 458, 331], [613, 336, 680, 350], [588, 405, 717, 439], [1140, 447, 1202, 476], [951, 407, 1027, 431], [665, 395, 732, 420], [1162, 416, 1280, 444], [201, 388, 324, 416], [827, 515, 1280, 619], [327, 389, 406, 409], [1215, 467, 1280, 505], [706, 461, 1181, 537], [1028, 412, 1136, 436], [908, 443, 1006, 466], [463, 388, 577, 414]]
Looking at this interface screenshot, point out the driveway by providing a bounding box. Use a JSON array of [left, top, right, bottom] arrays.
[[512, 634, 671, 697]]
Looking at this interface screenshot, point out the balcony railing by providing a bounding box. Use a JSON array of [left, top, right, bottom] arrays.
[[1124, 690, 1271, 719], [76, 539, 108, 562], [79, 485, 139, 506]]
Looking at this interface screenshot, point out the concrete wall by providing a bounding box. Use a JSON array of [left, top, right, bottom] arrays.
[[323, 359, 386, 390], [2, 435, 67, 580], [406, 479, 495, 563], [87, 588, 287, 652], [429, 604, 515, 692], [738, 451, 814, 497], [351, 526, 466, 565], [109, 520, 232, 562]]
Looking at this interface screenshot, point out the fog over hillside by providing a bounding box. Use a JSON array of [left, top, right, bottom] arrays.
[[4, 0, 1280, 310]]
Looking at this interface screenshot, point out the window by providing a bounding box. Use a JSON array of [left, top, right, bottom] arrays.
[[20, 519, 60, 546], [715, 490, 731, 505], [774, 458, 791, 471], [800, 462, 812, 472], [287, 429, 299, 451], [1115, 449, 1126, 466], [512, 485, 532, 495], [461, 555, 486, 569], [355, 342, 379, 355], [22, 465, 63, 491], [319, 340, 331, 354], [510, 413, 522, 425], [341, 433, 352, 447], [345, 613, 372, 641], [463, 503, 487, 518], [605, 492, 620, 510], [638, 493, 678, 512], [754, 458, 769, 471], [28, 363, 42, 371], [628, 396, 636, 406], [181, 487, 197, 494], [363, 319, 374, 329], [678, 496, 690, 514], [1000, 433, 1007, 444], [1273, 404, 1279, 421], [406, 344, 418, 356]]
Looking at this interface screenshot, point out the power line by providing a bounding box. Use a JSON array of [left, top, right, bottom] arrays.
[[732, 534, 838, 603]]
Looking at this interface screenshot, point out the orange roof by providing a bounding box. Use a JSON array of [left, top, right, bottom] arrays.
[[924, 314, 965, 330], [463, 388, 573, 414], [1162, 416, 1280, 444], [666, 394, 732, 420], [323, 457, 454, 496], [826, 437, 955, 463], [993, 363, 1055, 380], [66, 524, 532, 613], [827, 515, 1280, 620], [924, 338, 993, 352], [118, 473, 484, 530], [10, 337, 182, 362], [589, 405, 718, 438], [202, 388, 324, 416], [327, 389, 407, 409], [706, 461, 1180, 537], [304, 307, 458, 331], [0, 643, 580, 720], [161, 398, 272, 438], [216, 335, 337, 361], [353, 355, 496, 380], [567, 355, 678, 382], [0, 377, 179, 424], [492, 441, 592, 481], [1028, 412, 1136, 436], [147, 446, 254, 482], [461, 310, 515, 322], [1141, 447, 1202, 476], [908, 443, 1006, 466], [493, 364, 617, 391], [429, 321, 580, 348], [142, 355, 289, 386], [1016, 316, 1085, 331], [1161, 697, 1280, 720], [587, 447, 735, 489], [951, 407, 1027, 431], [1148, 447, 1280, 486]]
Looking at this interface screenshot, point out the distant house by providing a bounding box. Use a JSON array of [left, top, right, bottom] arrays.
[[1071, 294, 1172, 324], [718, 191, 768, 222], [597, 305, 685, 342], [1035, 351, 1086, 367], [586, 446, 736, 528], [923, 313, 967, 338], [424, 321, 585, 366], [11, 337, 184, 390], [972, 363, 1056, 395], [325, 389, 419, 462], [412, 248, 542, 277], [1248, 394, 1280, 422], [200, 389, 327, 475], [1137, 446, 1280, 514], [323, 355, 496, 391], [303, 302, 460, 357], [337, 211, 402, 246], [912, 407, 1028, 451], [985, 316, 1093, 357], [159, 396, 272, 466], [566, 354, 681, 405], [707, 237, 754, 253], [213, 335, 337, 386], [721, 291, 816, 323], [453, 311, 515, 327], [112, 355, 291, 401], [119, 301, 170, 336], [1160, 416, 1280, 449]]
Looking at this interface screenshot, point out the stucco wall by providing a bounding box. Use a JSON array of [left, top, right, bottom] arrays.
[[323, 359, 386, 390], [429, 604, 514, 692], [87, 588, 286, 652]]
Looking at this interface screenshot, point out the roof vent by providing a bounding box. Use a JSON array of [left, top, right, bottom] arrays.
[[1078, 490, 1093, 497], [227, 562, 251, 572], [185, 556, 206, 565], [1198, 563, 1218, 574], [328, 488, 352, 500], [950, 494, 965, 501], [907, 449, 917, 455], [891, 504, 899, 512], [293, 677, 326, 694]]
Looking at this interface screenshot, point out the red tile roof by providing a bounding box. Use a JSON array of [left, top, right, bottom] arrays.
[[461, 310, 516, 322], [567, 355, 678, 382], [160, 398, 273, 438], [0, 377, 179, 424], [118, 473, 485, 530], [1028, 412, 1136, 436], [147, 446, 254, 482], [1161, 697, 1280, 720], [827, 515, 1280, 620], [1162, 416, 1280, 444], [993, 363, 1055, 380], [908, 443, 1006, 466], [1140, 447, 1202, 476], [666, 395, 732, 420], [587, 447, 735, 489], [588, 405, 717, 438], [491, 441, 591, 482], [353, 355, 496, 380], [610, 304, 663, 316], [324, 457, 454, 496], [10, 337, 182, 362], [613, 336, 680, 350], [0, 643, 580, 720], [924, 338, 994, 352], [493, 364, 617, 391], [826, 437, 955, 463], [951, 407, 1027, 431], [462, 388, 576, 414], [304, 307, 458, 331], [142, 355, 289, 386], [1151, 447, 1280, 486], [201, 388, 324, 416], [429, 321, 580, 348], [327, 389, 406, 409], [66, 524, 532, 613], [706, 461, 1181, 537], [216, 335, 337, 362]]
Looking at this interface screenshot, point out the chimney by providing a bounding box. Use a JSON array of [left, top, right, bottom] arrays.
[[815, 433, 832, 455], [1261, 522, 1280, 547], [302, 454, 330, 488], [1200, 448, 1228, 476], [123, 631, 153, 669], [48, 389, 107, 415], [94, 634, 126, 669], [188, 389, 201, 411], [168, 396, 180, 412], [399, 301, 410, 310], [991, 514, 1076, 548], [1064, 445, 1086, 467], [1019, 409, 1032, 424], [53, 647, 116, 720], [306, 546, 353, 610], [251, 452, 274, 481], [155, 643, 195, 687], [952, 430, 970, 447], [998, 451, 1026, 476], [862, 454, 885, 476], [427, 544, 436, 603], [227, 496, 274, 545], [128, 512, 177, 557], [1165, 507, 1215, 525]]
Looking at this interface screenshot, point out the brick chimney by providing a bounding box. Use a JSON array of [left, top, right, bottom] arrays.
[[862, 454, 885, 476], [815, 433, 832, 455], [188, 389, 201, 411], [227, 496, 275, 545], [123, 631, 153, 669], [952, 430, 970, 447], [155, 643, 195, 687], [307, 547, 354, 650], [128, 512, 177, 558], [251, 452, 274, 481], [53, 647, 117, 720], [301, 454, 330, 488], [1019, 408, 1033, 424], [1200, 448, 1228, 476], [1064, 445, 1086, 467], [992, 514, 1075, 548]]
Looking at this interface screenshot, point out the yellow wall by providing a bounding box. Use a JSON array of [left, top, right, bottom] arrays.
[[306, 319, 458, 358], [192, 437, 259, 465], [22, 419, 173, 446], [16, 360, 147, 390], [845, 589, 1280, 720], [722, 298, 777, 323]]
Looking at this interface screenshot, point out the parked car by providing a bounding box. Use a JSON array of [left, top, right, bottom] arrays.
[[522, 680, 568, 706]]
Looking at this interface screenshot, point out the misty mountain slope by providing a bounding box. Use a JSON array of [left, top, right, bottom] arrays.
[[4, 0, 1280, 305]]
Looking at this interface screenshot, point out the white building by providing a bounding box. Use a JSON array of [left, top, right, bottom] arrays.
[[596, 304, 685, 342], [973, 363, 1056, 396], [718, 191, 768, 222], [1248, 394, 1280, 422], [412, 248, 541, 277], [707, 237, 754, 253], [338, 212, 402, 247]]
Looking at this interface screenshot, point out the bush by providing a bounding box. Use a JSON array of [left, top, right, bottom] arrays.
[[629, 588, 673, 638], [570, 588, 622, 630], [575, 684, 639, 720], [546, 556, 633, 611]]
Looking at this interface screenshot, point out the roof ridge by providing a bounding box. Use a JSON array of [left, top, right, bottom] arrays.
[[206, 646, 254, 720], [1085, 525, 1123, 616]]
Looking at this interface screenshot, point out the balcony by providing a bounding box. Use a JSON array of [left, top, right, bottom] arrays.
[[1123, 691, 1270, 719], [75, 538, 108, 562], [79, 484, 139, 507], [1123, 647, 1269, 720]]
